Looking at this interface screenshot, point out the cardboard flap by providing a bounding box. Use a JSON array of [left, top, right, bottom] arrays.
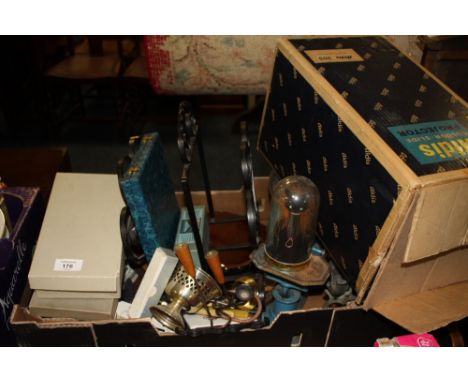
[[356, 188, 417, 302], [374, 281, 468, 333], [404, 178, 468, 263]]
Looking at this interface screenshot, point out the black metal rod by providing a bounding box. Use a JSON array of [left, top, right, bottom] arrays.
[[181, 164, 210, 273], [196, 128, 215, 219]]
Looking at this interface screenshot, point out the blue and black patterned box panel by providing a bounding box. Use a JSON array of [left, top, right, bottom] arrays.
[[121, 133, 180, 261], [259, 51, 398, 284], [289, 37, 467, 175]]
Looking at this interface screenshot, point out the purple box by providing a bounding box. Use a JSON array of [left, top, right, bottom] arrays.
[[0, 187, 44, 345]]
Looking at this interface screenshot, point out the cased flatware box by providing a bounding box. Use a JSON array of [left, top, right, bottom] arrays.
[[257, 36, 468, 333]]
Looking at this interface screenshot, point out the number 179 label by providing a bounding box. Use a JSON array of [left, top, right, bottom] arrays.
[[54, 259, 83, 272]]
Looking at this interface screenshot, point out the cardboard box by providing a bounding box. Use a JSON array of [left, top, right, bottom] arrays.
[[7, 37, 468, 344], [28, 173, 125, 293], [257, 36, 468, 333], [128, 247, 178, 318], [0, 187, 44, 345], [120, 132, 180, 261], [7, 178, 413, 346], [8, 178, 467, 345], [29, 291, 118, 321], [35, 289, 121, 299], [174, 206, 209, 269], [374, 333, 440, 347]]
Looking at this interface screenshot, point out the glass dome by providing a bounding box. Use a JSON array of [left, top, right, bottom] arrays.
[[265, 175, 320, 266]]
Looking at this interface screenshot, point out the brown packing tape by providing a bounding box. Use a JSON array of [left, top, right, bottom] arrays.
[[374, 281, 468, 333], [404, 178, 468, 263]]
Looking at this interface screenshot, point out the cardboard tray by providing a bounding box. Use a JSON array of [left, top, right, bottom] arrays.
[[11, 301, 409, 347], [9, 177, 468, 345]]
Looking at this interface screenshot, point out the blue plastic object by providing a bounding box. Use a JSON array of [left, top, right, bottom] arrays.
[[264, 275, 308, 323], [310, 241, 325, 257]]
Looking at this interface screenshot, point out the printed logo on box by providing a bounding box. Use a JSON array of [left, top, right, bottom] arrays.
[[305, 49, 364, 64], [389, 120, 468, 165], [417, 336, 435, 347]]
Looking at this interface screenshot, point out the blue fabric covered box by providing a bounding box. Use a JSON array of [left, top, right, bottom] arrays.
[[120, 133, 180, 261]]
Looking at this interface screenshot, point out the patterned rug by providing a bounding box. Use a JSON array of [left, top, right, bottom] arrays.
[[144, 35, 281, 95]]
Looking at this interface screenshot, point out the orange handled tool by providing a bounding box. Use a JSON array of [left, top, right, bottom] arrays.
[[175, 243, 196, 278], [205, 250, 225, 285]]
